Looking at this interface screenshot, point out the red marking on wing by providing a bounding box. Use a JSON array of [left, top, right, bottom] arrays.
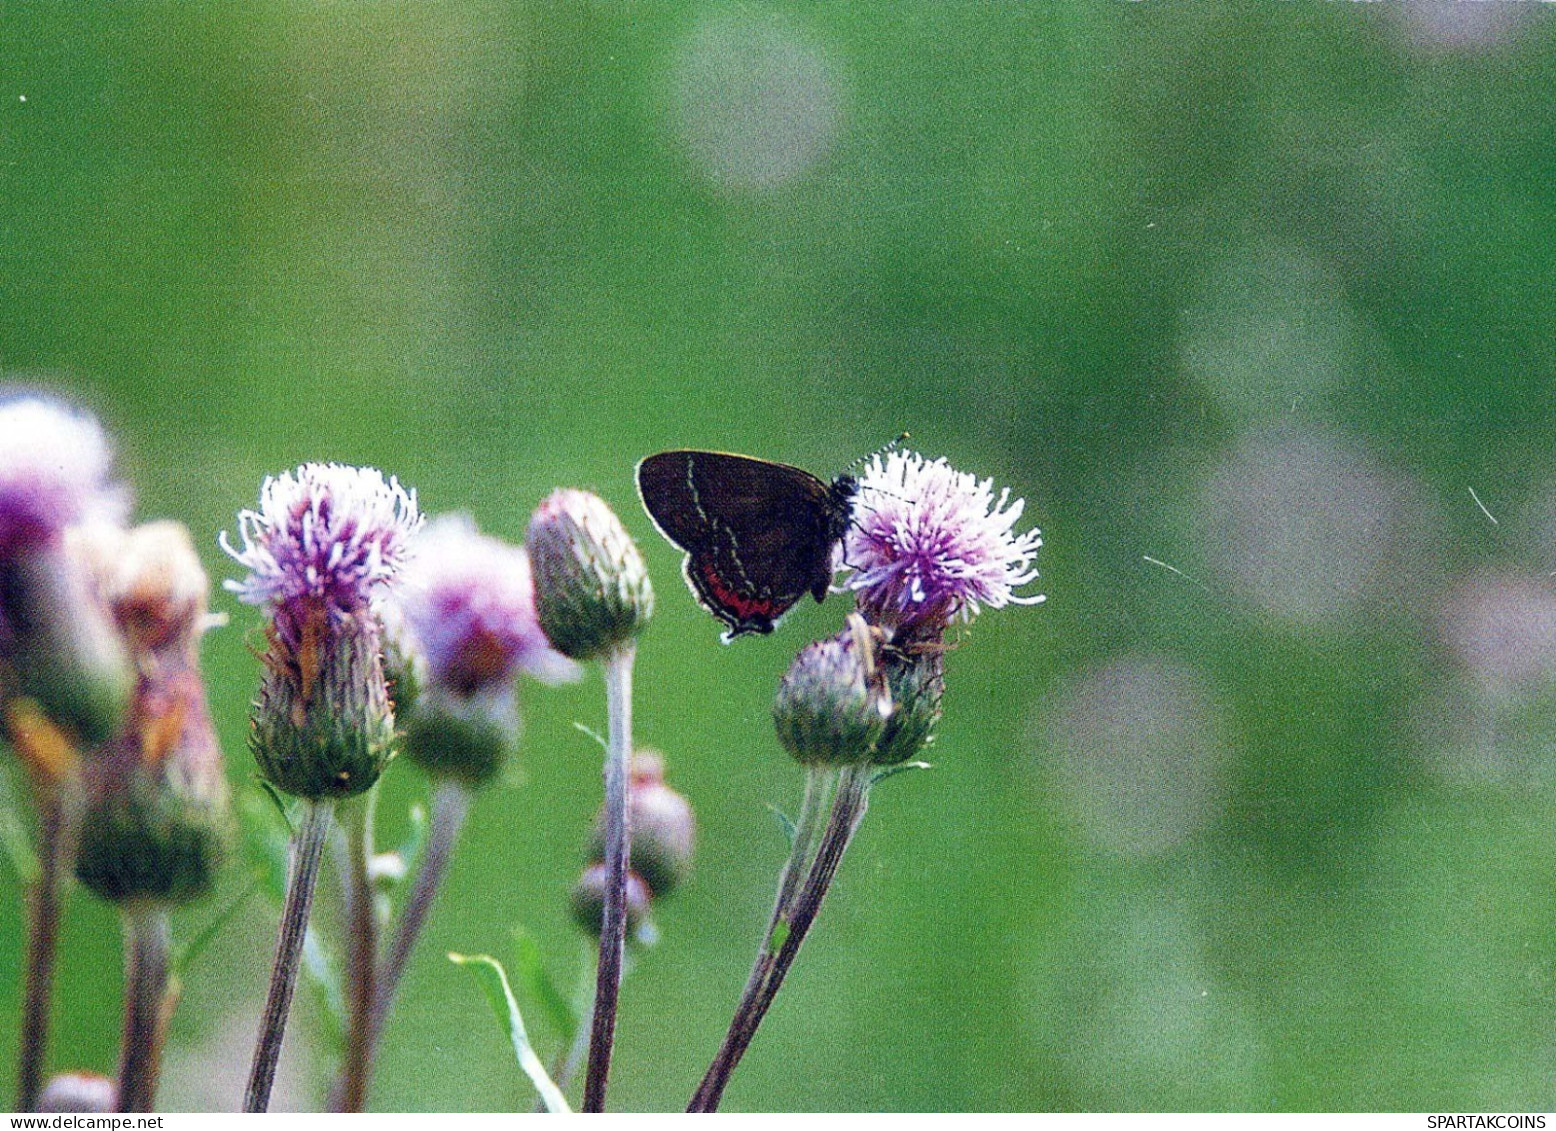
[[700, 560, 784, 621]]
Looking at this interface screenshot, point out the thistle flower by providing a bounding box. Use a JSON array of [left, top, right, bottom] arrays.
[[526, 489, 653, 662], [391, 514, 579, 785], [844, 450, 1044, 635], [221, 463, 421, 801], [0, 396, 131, 749], [77, 520, 210, 664]]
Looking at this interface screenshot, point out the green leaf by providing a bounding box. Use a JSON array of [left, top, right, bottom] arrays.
[[510, 926, 578, 1046], [449, 952, 572, 1113], [765, 802, 797, 849], [572, 721, 607, 752], [171, 870, 263, 977]]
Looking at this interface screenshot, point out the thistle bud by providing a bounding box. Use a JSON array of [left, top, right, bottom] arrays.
[[571, 862, 652, 940], [526, 490, 652, 661], [873, 649, 944, 765], [250, 607, 397, 800], [36, 1072, 116, 1114], [773, 623, 891, 766], [588, 751, 695, 897], [75, 666, 229, 906], [221, 464, 421, 801]]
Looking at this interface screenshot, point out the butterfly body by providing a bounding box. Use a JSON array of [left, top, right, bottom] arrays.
[[636, 450, 856, 640]]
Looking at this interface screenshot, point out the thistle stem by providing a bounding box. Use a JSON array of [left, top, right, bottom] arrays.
[[687, 765, 870, 1112], [336, 795, 378, 1112], [244, 798, 335, 1113], [17, 780, 81, 1113], [116, 904, 172, 1113], [582, 643, 635, 1113], [690, 765, 835, 1112], [355, 777, 471, 1105]]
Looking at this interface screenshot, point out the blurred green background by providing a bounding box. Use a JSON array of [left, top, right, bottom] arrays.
[[4, 0, 1556, 1112]]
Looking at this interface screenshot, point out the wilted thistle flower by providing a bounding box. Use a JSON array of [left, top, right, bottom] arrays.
[[589, 751, 696, 898], [0, 395, 131, 749], [390, 513, 579, 786], [74, 523, 228, 907], [774, 621, 892, 766], [526, 489, 653, 662], [221, 464, 421, 800], [844, 450, 1043, 637]]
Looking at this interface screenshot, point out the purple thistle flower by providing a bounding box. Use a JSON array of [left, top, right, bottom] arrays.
[[393, 513, 580, 696], [0, 395, 128, 557], [844, 449, 1044, 632], [220, 463, 422, 617], [221, 464, 421, 801]]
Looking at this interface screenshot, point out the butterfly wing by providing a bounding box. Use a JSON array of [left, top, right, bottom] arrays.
[[636, 451, 846, 637]]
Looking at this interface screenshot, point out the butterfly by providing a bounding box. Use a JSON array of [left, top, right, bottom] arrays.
[[636, 450, 858, 641]]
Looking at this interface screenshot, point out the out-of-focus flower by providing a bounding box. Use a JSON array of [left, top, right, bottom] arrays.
[[589, 751, 695, 898], [395, 513, 578, 694], [526, 489, 652, 662], [844, 450, 1043, 635], [389, 513, 579, 785], [35, 1072, 116, 1114], [222, 463, 421, 801], [0, 395, 127, 558], [0, 396, 131, 749], [76, 523, 228, 907], [571, 862, 653, 941]]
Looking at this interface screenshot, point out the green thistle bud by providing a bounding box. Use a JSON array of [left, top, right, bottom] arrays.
[[251, 609, 396, 800], [873, 649, 944, 765], [526, 489, 653, 662], [401, 689, 515, 788], [76, 667, 230, 906], [588, 751, 695, 897], [773, 621, 891, 766], [571, 862, 653, 940]]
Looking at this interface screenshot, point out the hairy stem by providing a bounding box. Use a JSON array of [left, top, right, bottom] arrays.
[[687, 765, 870, 1112], [582, 644, 635, 1113], [116, 905, 172, 1113], [244, 798, 334, 1114]]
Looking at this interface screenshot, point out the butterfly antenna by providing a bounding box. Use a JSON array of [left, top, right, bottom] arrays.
[[845, 432, 910, 475]]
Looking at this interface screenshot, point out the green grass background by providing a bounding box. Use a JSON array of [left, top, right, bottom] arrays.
[[3, 1, 1556, 1112]]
